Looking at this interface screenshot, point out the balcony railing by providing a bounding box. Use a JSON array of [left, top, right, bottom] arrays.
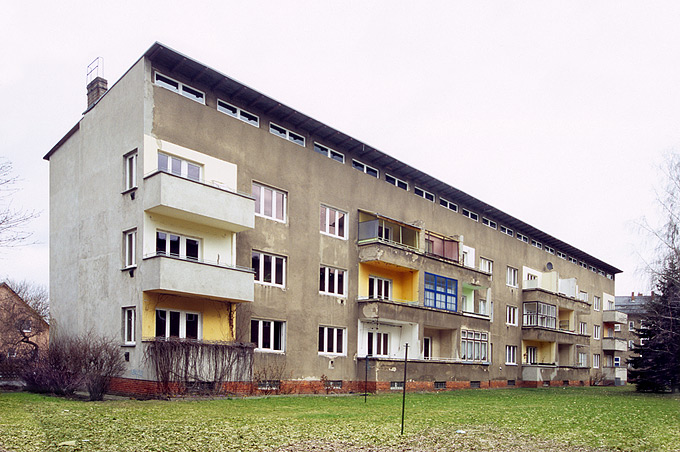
[[358, 214, 419, 251]]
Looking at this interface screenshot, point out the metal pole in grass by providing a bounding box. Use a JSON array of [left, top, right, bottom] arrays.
[[364, 354, 370, 403], [401, 343, 408, 435]]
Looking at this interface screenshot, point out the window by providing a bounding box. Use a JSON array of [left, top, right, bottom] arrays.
[[479, 258, 493, 274], [505, 345, 517, 364], [319, 266, 345, 296], [368, 276, 392, 300], [424, 273, 457, 311], [500, 225, 514, 237], [18, 319, 32, 333], [523, 302, 557, 328], [579, 291, 589, 303], [482, 218, 497, 230], [516, 233, 529, 243], [593, 296, 601, 311], [252, 251, 286, 287], [424, 337, 432, 359], [124, 229, 136, 268], [252, 182, 286, 222], [545, 246, 555, 255], [320, 205, 347, 239], [557, 251, 567, 260], [579, 322, 588, 335], [589, 265, 597, 273], [123, 307, 135, 345], [155, 309, 201, 339], [593, 354, 600, 369], [269, 122, 305, 146], [461, 330, 488, 362], [385, 174, 408, 190], [352, 159, 378, 178], [614, 324, 621, 332], [507, 266, 519, 287], [434, 381, 446, 389], [217, 99, 259, 127], [124, 151, 137, 191], [414, 186, 435, 202], [439, 198, 458, 212], [314, 142, 344, 163], [506, 306, 518, 326], [568, 256, 578, 264], [629, 320, 635, 331], [614, 356, 621, 367], [318, 326, 345, 355], [577, 352, 587, 367], [154, 72, 205, 104], [156, 231, 200, 261], [607, 299, 615, 310], [479, 299, 488, 316], [251, 319, 285, 352], [580, 261, 588, 269], [526, 346, 537, 364], [462, 209, 479, 221], [531, 239, 542, 250], [594, 324, 601, 340], [390, 381, 404, 390], [629, 340, 635, 350], [158, 152, 201, 182], [367, 331, 389, 356]]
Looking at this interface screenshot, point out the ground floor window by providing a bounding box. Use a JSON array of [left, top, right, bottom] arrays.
[[367, 331, 389, 356], [251, 319, 285, 352], [577, 352, 588, 367], [526, 346, 537, 364], [461, 330, 488, 361], [123, 307, 135, 345], [155, 309, 200, 339], [424, 337, 432, 359], [505, 345, 517, 364], [593, 353, 600, 368], [424, 273, 457, 311], [318, 326, 345, 355]]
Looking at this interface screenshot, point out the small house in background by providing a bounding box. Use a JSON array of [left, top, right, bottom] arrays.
[[0, 282, 49, 380]]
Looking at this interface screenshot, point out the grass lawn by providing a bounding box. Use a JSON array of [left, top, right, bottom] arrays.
[[1, 386, 679, 451]]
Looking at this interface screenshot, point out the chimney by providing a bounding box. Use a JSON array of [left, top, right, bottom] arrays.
[[87, 76, 108, 109], [86, 57, 107, 110]]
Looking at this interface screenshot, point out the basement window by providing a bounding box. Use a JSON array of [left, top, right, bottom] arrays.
[[390, 381, 404, 390], [434, 381, 447, 390]]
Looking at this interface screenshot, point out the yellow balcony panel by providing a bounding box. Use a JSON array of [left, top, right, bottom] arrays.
[[602, 310, 627, 324], [144, 171, 254, 232], [142, 254, 254, 303], [602, 337, 627, 352]]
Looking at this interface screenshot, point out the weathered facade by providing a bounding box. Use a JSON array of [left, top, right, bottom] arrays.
[[45, 43, 622, 394]]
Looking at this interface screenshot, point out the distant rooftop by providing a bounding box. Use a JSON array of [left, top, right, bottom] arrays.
[[615, 294, 652, 314]]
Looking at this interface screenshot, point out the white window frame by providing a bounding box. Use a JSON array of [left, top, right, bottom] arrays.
[[156, 231, 201, 261], [614, 324, 621, 332], [319, 265, 346, 296], [500, 225, 514, 237], [462, 209, 479, 222], [351, 159, 379, 178], [482, 218, 497, 230], [507, 266, 519, 288], [593, 296, 601, 311], [123, 307, 135, 345], [318, 326, 346, 355], [516, 233, 529, 244], [479, 257, 493, 274], [124, 229, 136, 268], [557, 251, 567, 260], [579, 322, 588, 335], [252, 182, 287, 223], [545, 246, 555, 255], [155, 309, 202, 340], [593, 353, 600, 369], [577, 351, 587, 367], [251, 319, 285, 352], [320, 205, 347, 239], [531, 239, 542, 250], [579, 291, 589, 303], [252, 251, 286, 288], [368, 275, 392, 300], [614, 356, 621, 367], [505, 345, 517, 365], [158, 152, 202, 182], [461, 330, 488, 362], [594, 324, 601, 340], [569, 256, 578, 264], [154, 72, 205, 104], [313, 142, 344, 163], [439, 198, 458, 212], [385, 174, 408, 190], [217, 99, 260, 127], [414, 186, 435, 202], [124, 151, 137, 191], [269, 122, 305, 146], [506, 306, 518, 326], [629, 320, 635, 331], [367, 331, 390, 357]]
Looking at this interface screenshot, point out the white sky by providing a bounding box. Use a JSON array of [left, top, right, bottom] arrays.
[[2, 0, 680, 296]]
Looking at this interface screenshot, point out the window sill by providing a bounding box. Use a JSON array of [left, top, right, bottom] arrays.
[[254, 213, 287, 224], [121, 343, 136, 347], [320, 231, 348, 241], [255, 282, 286, 290], [121, 187, 138, 195], [254, 349, 285, 354], [504, 363, 518, 366], [318, 352, 346, 357], [121, 265, 138, 271]]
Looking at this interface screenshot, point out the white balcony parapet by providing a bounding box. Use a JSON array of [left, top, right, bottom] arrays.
[[144, 171, 254, 232], [142, 254, 254, 303], [603, 310, 627, 324], [602, 337, 627, 352]]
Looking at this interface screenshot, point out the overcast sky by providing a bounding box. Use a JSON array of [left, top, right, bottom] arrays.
[[2, 1, 680, 296]]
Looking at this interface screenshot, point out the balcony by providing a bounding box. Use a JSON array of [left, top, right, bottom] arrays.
[[602, 337, 627, 352], [602, 366, 627, 385], [142, 254, 254, 303], [144, 171, 254, 232], [603, 310, 627, 324]]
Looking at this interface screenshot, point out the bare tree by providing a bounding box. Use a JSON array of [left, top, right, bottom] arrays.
[[4, 278, 48, 321], [0, 158, 38, 248], [0, 282, 48, 360]]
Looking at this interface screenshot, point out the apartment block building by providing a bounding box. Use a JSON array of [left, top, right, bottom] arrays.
[[45, 43, 623, 394]]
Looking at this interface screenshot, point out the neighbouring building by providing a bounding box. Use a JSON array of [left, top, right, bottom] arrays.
[[616, 293, 651, 384], [44, 43, 623, 395]]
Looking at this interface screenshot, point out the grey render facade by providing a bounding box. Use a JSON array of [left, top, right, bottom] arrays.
[[45, 43, 623, 393]]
